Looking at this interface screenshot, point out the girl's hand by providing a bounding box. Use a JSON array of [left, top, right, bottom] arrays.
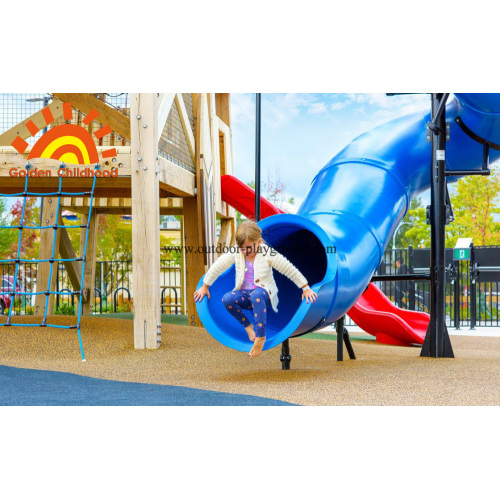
[[194, 285, 210, 302], [302, 288, 318, 303]]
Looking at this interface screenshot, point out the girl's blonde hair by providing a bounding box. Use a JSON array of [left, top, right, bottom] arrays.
[[235, 220, 263, 247]]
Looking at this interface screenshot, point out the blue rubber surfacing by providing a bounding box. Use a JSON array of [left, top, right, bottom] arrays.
[[0, 365, 296, 406]]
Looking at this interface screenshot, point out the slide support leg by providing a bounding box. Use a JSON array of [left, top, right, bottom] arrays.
[[337, 315, 356, 361], [280, 339, 291, 370]]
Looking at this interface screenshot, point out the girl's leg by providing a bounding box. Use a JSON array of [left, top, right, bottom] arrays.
[[222, 290, 255, 340], [248, 287, 271, 357]]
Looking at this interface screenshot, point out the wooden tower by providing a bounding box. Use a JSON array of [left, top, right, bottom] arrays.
[[0, 93, 236, 348]]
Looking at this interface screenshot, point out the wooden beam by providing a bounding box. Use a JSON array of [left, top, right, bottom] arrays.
[[51, 93, 131, 141], [194, 94, 204, 252], [0, 146, 131, 175], [0, 98, 65, 146], [78, 212, 98, 315], [130, 93, 161, 349], [192, 93, 200, 124], [217, 218, 233, 250], [175, 93, 196, 164], [34, 206, 62, 316], [157, 156, 195, 197], [157, 93, 175, 140], [61, 196, 183, 212], [215, 93, 231, 127], [58, 226, 82, 293], [183, 197, 206, 328], [0, 147, 132, 197]]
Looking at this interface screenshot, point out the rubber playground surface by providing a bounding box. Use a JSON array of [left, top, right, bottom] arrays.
[[1, 315, 499, 406]]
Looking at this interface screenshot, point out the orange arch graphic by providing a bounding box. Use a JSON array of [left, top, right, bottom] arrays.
[[50, 144, 85, 165], [28, 124, 99, 164]]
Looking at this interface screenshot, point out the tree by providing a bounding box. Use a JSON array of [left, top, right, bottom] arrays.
[[446, 164, 500, 247], [0, 198, 18, 258], [6, 197, 40, 260], [96, 214, 133, 261], [265, 167, 289, 210], [394, 197, 431, 249], [236, 168, 293, 224]]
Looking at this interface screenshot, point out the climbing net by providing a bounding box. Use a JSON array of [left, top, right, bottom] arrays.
[[0, 162, 99, 361]]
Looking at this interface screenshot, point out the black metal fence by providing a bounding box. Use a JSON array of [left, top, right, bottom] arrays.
[[0, 259, 183, 316], [2, 247, 499, 327], [346, 245, 500, 328]]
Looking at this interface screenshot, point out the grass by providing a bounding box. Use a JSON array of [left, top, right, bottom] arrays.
[[88, 312, 188, 326], [301, 332, 375, 342], [88, 313, 374, 340]]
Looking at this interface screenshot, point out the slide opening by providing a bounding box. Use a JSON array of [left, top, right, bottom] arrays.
[[261, 223, 328, 332]]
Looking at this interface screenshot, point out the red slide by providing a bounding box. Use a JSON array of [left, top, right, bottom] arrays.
[[220, 174, 429, 347], [348, 284, 429, 346], [221, 175, 286, 219]]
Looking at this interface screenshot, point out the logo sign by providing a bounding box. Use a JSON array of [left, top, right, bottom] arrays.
[[10, 102, 118, 165]]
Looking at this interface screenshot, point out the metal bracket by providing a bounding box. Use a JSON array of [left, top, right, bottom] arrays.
[[427, 122, 450, 142], [470, 263, 479, 284], [446, 263, 457, 284]]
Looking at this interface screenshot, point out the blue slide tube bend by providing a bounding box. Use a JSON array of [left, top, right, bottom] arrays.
[[196, 94, 500, 352]]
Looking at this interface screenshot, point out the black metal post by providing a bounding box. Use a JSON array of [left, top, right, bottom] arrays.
[[336, 316, 344, 361], [253, 94, 288, 367], [421, 94, 454, 358], [470, 245, 477, 330], [255, 93, 261, 222], [409, 245, 416, 311], [280, 339, 291, 370], [454, 262, 461, 330], [336, 315, 356, 361]]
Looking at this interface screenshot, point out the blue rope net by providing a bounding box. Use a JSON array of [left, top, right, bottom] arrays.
[[0, 162, 99, 361]]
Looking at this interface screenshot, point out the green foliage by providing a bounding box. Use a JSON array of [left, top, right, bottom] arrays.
[[393, 165, 500, 249], [117, 302, 132, 313], [446, 165, 500, 247], [0, 198, 17, 257], [55, 302, 75, 316], [0, 197, 40, 260], [394, 197, 431, 249], [96, 214, 132, 261], [161, 236, 181, 265]]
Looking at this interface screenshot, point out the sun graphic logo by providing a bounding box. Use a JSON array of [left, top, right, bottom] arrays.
[[10, 102, 118, 165]]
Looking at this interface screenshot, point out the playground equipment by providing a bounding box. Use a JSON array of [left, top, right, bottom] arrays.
[[196, 93, 500, 358], [0, 162, 99, 360], [220, 173, 429, 347], [0, 93, 236, 355]]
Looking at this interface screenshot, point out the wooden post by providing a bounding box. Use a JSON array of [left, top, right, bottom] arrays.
[[215, 93, 231, 127], [78, 212, 99, 315], [184, 197, 206, 327], [130, 93, 161, 348], [34, 198, 61, 316], [180, 215, 186, 315]]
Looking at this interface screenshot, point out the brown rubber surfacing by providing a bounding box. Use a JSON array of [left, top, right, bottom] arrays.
[[1, 315, 499, 406]]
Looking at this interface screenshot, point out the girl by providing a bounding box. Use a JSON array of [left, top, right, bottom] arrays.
[[193, 221, 318, 357]]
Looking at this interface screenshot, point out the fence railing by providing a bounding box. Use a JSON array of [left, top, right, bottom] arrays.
[[2, 247, 499, 327], [0, 259, 184, 317], [345, 245, 500, 328]]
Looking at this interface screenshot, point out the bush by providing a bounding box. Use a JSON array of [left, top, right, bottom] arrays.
[[55, 302, 75, 316], [117, 302, 132, 313]]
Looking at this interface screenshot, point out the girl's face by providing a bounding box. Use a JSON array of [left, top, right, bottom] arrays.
[[239, 238, 262, 258]]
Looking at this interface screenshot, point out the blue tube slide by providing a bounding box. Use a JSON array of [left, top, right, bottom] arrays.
[[196, 94, 500, 352]]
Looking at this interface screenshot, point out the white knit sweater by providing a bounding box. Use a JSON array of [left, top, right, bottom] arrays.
[[203, 243, 308, 313]]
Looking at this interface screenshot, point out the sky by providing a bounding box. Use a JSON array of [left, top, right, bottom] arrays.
[[2, 93, 438, 215], [230, 93, 433, 209]]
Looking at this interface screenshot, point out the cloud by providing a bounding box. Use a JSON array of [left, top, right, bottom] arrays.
[[231, 93, 255, 125], [231, 93, 330, 128], [231, 93, 435, 205], [307, 102, 328, 115]]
